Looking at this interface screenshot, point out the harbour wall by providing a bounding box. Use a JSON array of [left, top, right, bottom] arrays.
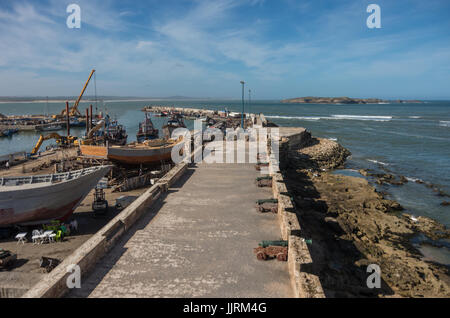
[[266, 128, 325, 298]]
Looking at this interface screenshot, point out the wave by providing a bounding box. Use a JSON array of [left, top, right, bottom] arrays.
[[406, 177, 423, 183], [367, 159, 389, 166], [408, 116, 421, 119], [331, 115, 392, 121], [266, 114, 392, 122], [439, 121, 450, 127], [386, 130, 449, 141], [327, 137, 338, 141], [265, 115, 321, 121]]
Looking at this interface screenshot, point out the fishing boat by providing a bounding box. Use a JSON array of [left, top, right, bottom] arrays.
[[0, 165, 112, 226], [104, 119, 128, 145], [69, 117, 86, 127], [136, 113, 159, 143], [36, 123, 63, 132], [162, 114, 186, 139], [154, 111, 169, 117], [1, 128, 19, 137], [79, 137, 184, 165]]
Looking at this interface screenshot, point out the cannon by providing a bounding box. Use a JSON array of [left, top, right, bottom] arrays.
[[255, 176, 272, 187], [253, 240, 288, 262], [0, 249, 17, 269], [255, 162, 269, 171], [39, 256, 60, 273], [255, 198, 278, 213]]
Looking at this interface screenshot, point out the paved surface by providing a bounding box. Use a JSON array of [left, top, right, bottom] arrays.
[[69, 159, 292, 298]]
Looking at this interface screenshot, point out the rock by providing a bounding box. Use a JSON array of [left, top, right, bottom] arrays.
[[384, 200, 404, 211], [400, 176, 409, 184], [358, 169, 369, 176], [441, 201, 450, 206]]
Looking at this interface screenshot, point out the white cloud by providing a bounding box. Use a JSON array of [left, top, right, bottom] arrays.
[[0, 0, 449, 98]]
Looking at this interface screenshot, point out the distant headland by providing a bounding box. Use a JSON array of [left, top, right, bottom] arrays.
[[281, 96, 423, 104]]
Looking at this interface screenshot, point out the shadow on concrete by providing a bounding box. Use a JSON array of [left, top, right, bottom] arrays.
[[282, 149, 395, 298], [67, 166, 196, 298]]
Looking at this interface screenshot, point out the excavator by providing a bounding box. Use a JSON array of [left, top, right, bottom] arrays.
[[31, 119, 106, 154], [31, 133, 78, 155], [78, 119, 105, 145], [53, 69, 95, 119]]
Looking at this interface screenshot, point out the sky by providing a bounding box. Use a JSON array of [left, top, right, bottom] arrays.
[[0, 0, 449, 100]]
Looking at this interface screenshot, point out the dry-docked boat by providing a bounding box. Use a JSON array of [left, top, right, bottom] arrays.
[[0, 165, 112, 226], [79, 137, 184, 165]]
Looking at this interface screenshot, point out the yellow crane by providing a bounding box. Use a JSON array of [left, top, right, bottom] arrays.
[[59, 69, 96, 117], [31, 133, 78, 155]]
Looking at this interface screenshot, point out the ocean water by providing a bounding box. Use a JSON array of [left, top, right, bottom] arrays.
[[1, 99, 449, 232]]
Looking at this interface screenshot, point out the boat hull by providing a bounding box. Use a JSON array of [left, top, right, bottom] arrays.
[[107, 146, 173, 165], [0, 166, 111, 226], [80, 138, 183, 165]]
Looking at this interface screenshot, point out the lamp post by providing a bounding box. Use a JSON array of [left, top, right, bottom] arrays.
[[248, 89, 251, 118], [240, 81, 245, 128]]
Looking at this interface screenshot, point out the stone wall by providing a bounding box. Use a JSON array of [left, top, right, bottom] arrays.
[[266, 129, 325, 298]]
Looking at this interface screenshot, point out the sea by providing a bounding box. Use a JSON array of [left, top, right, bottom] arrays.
[[1, 99, 449, 264]]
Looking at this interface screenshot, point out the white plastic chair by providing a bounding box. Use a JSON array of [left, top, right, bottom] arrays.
[[32, 230, 43, 244], [48, 233, 56, 243]]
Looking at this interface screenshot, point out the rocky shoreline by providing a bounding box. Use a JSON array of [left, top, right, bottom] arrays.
[[283, 136, 449, 297]]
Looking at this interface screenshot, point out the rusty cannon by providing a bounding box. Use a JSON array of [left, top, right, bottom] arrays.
[[255, 176, 272, 187], [254, 161, 269, 171], [0, 249, 17, 270], [255, 198, 278, 213], [254, 240, 288, 262]]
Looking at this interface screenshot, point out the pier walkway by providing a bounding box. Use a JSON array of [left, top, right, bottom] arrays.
[[69, 160, 292, 297]]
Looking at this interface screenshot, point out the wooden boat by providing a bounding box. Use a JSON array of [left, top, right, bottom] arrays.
[[80, 137, 184, 165], [0, 165, 112, 226], [162, 114, 186, 139], [137, 113, 159, 143]]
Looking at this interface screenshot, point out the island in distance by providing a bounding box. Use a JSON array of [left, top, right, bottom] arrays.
[[281, 96, 423, 104]]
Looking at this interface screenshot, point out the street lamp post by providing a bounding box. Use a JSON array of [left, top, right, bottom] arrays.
[[248, 89, 251, 118], [240, 81, 245, 128]]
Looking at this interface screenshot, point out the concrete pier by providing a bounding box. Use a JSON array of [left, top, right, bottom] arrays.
[[68, 161, 292, 297], [20, 115, 313, 298]]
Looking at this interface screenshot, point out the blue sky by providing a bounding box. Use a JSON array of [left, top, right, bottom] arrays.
[[0, 0, 449, 99]]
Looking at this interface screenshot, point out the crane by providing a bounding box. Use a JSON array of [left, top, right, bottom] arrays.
[[31, 133, 78, 155], [59, 69, 95, 117]]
